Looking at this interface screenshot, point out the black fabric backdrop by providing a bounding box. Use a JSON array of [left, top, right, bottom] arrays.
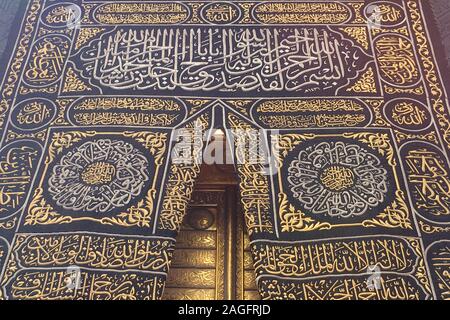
[[0, 0, 449, 300]]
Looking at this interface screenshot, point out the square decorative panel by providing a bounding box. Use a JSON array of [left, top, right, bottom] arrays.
[[274, 130, 414, 236], [23, 128, 169, 229]]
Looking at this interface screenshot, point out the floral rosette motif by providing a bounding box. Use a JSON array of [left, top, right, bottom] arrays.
[[287, 140, 389, 218], [48, 139, 150, 213]]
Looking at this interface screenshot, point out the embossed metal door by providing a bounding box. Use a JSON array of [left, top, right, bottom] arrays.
[[162, 184, 260, 300]]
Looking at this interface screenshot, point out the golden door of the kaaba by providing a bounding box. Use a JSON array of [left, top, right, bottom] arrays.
[[162, 165, 260, 300]]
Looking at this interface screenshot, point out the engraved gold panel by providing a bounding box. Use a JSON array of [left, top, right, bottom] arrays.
[[171, 249, 216, 268], [175, 230, 217, 249], [163, 187, 259, 300], [244, 291, 261, 300], [166, 269, 216, 288], [163, 190, 225, 300], [163, 288, 216, 300], [237, 205, 261, 300]]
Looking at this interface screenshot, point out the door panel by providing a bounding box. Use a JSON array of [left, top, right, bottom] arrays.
[[162, 186, 260, 300], [236, 213, 260, 300], [163, 190, 225, 300]]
